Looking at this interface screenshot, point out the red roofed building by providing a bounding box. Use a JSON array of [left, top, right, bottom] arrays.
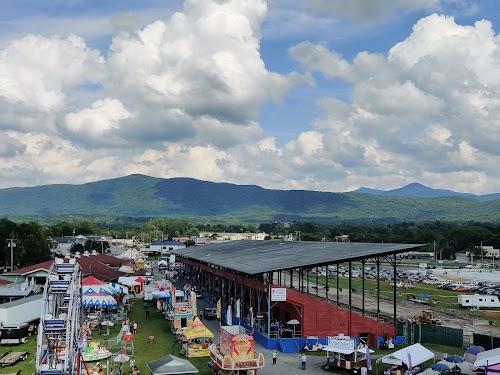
[[3, 254, 126, 285]]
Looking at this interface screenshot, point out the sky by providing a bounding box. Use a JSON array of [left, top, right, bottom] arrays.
[[1, 0, 500, 194]]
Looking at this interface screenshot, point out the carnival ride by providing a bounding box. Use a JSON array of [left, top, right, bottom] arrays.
[[36, 258, 82, 375]]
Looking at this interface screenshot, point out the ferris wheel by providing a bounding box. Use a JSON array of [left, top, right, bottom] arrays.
[[36, 258, 82, 375]]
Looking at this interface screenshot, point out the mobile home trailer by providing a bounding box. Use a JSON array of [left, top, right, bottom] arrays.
[[458, 294, 500, 309]]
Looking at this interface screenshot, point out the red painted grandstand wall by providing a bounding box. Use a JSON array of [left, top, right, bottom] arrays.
[[284, 287, 395, 343]]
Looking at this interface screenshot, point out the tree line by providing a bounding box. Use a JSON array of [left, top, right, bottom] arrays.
[[3, 217, 500, 269]]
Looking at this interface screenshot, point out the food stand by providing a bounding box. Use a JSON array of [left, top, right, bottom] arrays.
[[322, 335, 373, 371], [209, 325, 265, 374], [181, 318, 214, 358], [171, 302, 194, 334]]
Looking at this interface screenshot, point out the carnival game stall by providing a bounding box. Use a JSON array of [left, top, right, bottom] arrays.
[[209, 325, 265, 374], [380, 343, 435, 375], [322, 335, 374, 371], [171, 302, 194, 335], [181, 317, 214, 358], [169, 287, 197, 333]]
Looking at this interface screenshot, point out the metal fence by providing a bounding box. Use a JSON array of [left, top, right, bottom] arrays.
[[397, 322, 463, 347], [473, 333, 500, 350]]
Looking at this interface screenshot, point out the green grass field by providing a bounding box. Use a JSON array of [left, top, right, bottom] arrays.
[[127, 300, 210, 374], [0, 335, 37, 374]]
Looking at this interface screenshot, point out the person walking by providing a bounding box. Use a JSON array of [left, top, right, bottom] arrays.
[[145, 308, 150, 319], [272, 350, 277, 366], [133, 321, 138, 334], [301, 353, 307, 370], [129, 357, 136, 373]]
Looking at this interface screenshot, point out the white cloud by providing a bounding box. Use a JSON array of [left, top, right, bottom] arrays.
[[3, 3, 500, 196], [64, 98, 132, 137], [286, 13, 500, 193]]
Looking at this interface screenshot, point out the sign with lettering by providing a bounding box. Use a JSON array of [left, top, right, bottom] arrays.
[[327, 336, 356, 349], [271, 288, 287, 301]]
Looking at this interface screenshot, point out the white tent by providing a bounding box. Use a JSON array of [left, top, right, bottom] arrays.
[[118, 248, 143, 261], [382, 344, 434, 367], [118, 276, 140, 287], [474, 348, 500, 367]]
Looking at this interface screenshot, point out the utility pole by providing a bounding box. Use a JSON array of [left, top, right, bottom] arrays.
[[433, 240, 437, 267], [480, 241, 484, 265], [6, 237, 16, 271]]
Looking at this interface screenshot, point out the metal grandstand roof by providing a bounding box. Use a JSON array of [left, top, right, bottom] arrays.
[[172, 240, 424, 275]]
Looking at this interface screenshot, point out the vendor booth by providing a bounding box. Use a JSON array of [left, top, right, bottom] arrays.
[[181, 317, 214, 358], [381, 343, 434, 375], [322, 335, 373, 370], [209, 325, 265, 374]]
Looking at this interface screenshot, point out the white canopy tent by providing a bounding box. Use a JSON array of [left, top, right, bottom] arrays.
[[118, 276, 141, 287], [474, 349, 500, 367], [381, 344, 434, 367], [118, 248, 143, 261]]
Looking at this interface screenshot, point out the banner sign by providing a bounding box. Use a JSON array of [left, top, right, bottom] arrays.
[[327, 336, 356, 349], [271, 288, 287, 301]]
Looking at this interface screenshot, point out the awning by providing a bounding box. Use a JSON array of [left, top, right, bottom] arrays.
[[322, 346, 374, 355], [83, 284, 114, 295], [322, 346, 354, 355], [381, 344, 434, 367], [182, 317, 213, 340], [82, 293, 118, 308]]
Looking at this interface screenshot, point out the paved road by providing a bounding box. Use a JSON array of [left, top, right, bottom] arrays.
[[199, 304, 328, 375]]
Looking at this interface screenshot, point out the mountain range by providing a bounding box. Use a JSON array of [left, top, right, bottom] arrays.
[[1, 174, 500, 222], [355, 182, 500, 201]]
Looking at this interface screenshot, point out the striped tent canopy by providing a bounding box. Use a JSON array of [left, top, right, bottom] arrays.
[[82, 293, 118, 308], [83, 285, 114, 295]]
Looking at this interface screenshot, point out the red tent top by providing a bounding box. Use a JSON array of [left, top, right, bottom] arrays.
[[135, 277, 145, 283], [82, 275, 105, 286]]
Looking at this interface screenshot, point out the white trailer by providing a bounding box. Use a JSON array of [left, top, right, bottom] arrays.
[[458, 294, 500, 309], [0, 294, 43, 326], [0, 294, 43, 344]]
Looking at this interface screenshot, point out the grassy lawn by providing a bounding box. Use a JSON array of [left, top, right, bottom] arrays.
[[0, 335, 37, 374], [128, 300, 210, 375]]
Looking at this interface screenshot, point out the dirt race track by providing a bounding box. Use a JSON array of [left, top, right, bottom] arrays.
[[281, 273, 500, 339]]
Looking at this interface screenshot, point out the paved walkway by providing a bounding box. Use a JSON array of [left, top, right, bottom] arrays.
[[198, 300, 330, 375]]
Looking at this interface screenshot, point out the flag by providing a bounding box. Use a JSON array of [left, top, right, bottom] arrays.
[[216, 299, 221, 320], [366, 346, 372, 371], [227, 305, 233, 326], [235, 299, 241, 319]]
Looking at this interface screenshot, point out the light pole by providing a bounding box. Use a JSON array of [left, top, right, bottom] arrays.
[[6, 237, 16, 271]]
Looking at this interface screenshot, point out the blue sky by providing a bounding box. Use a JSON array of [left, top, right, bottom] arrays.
[[1, 0, 494, 144], [1, 0, 500, 193]]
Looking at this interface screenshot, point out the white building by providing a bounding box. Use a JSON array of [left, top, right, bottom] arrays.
[[149, 240, 186, 254], [199, 232, 268, 241], [480, 246, 500, 258]]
